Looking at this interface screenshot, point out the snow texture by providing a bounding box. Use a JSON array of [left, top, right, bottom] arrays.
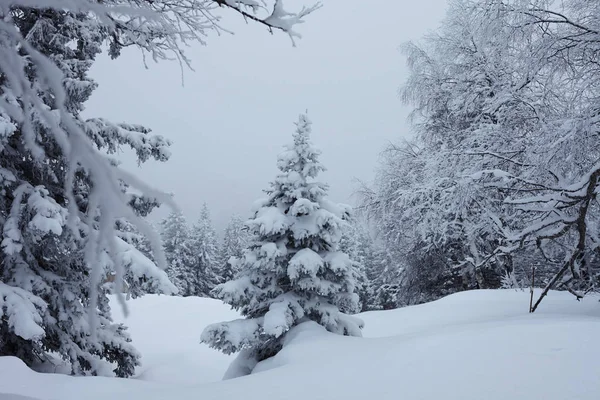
[[0, 290, 599, 400], [0, 283, 46, 341]]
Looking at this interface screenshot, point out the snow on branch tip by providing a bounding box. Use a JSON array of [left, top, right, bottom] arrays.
[[215, 0, 322, 45]]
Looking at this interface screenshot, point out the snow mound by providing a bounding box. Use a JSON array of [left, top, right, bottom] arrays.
[[360, 288, 600, 338], [0, 289, 599, 400]]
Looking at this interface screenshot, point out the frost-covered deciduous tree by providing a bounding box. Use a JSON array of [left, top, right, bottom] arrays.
[[190, 204, 220, 297], [363, 0, 600, 310], [447, 0, 600, 309], [218, 214, 252, 283], [361, 0, 542, 304], [493, 0, 600, 310], [1, 0, 321, 375], [396, 0, 538, 295], [201, 115, 363, 373]]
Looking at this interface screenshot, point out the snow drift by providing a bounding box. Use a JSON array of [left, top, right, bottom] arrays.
[[0, 289, 599, 400]]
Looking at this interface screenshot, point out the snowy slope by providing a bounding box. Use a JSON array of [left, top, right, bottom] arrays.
[[1, 290, 599, 400]]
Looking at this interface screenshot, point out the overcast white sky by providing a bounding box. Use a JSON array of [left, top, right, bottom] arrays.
[[86, 0, 448, 231]]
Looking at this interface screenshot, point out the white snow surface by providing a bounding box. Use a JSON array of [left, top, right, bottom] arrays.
[[109, 295, 239, 385], [1, 289, 599, 400]]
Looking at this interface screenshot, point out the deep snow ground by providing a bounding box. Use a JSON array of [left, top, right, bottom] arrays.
[[109, 294, 239, 385], [1, 289, 599, 400]]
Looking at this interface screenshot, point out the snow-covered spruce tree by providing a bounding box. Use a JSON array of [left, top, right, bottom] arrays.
[[202, 115, 363, 370], [217, 214, 251, 283], [189, 204, 220, 297], [0, 6, 180, 376], [160, 211, 197, 296]]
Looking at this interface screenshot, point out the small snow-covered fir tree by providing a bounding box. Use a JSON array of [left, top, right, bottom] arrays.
[[189, 204, 220, 297], [202, 114, 363, 368], [160, 211, 196, 296], [217, 214, 252, 283]]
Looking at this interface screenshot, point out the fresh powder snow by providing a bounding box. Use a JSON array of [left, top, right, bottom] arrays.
[[0, 289, 598, 400]]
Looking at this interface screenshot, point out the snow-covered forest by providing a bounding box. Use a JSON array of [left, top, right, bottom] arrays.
[[361, 0, 600, 311], [1, 0, 599, 399]]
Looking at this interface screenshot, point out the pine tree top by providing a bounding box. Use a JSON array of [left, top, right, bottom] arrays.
[[268, 114, 328, 204]]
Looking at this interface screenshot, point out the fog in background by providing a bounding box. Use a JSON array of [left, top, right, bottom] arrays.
[[86, 0, 447, 231]]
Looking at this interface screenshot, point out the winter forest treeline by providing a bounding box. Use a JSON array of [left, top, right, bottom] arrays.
[[1, 0, 599, 381], [158, 200, 392, 312], [158, 208, 248, 298]]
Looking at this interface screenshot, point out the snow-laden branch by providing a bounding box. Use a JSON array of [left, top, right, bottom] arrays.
[[215, 0, 322, 45], [508, 164, 600, 311]]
